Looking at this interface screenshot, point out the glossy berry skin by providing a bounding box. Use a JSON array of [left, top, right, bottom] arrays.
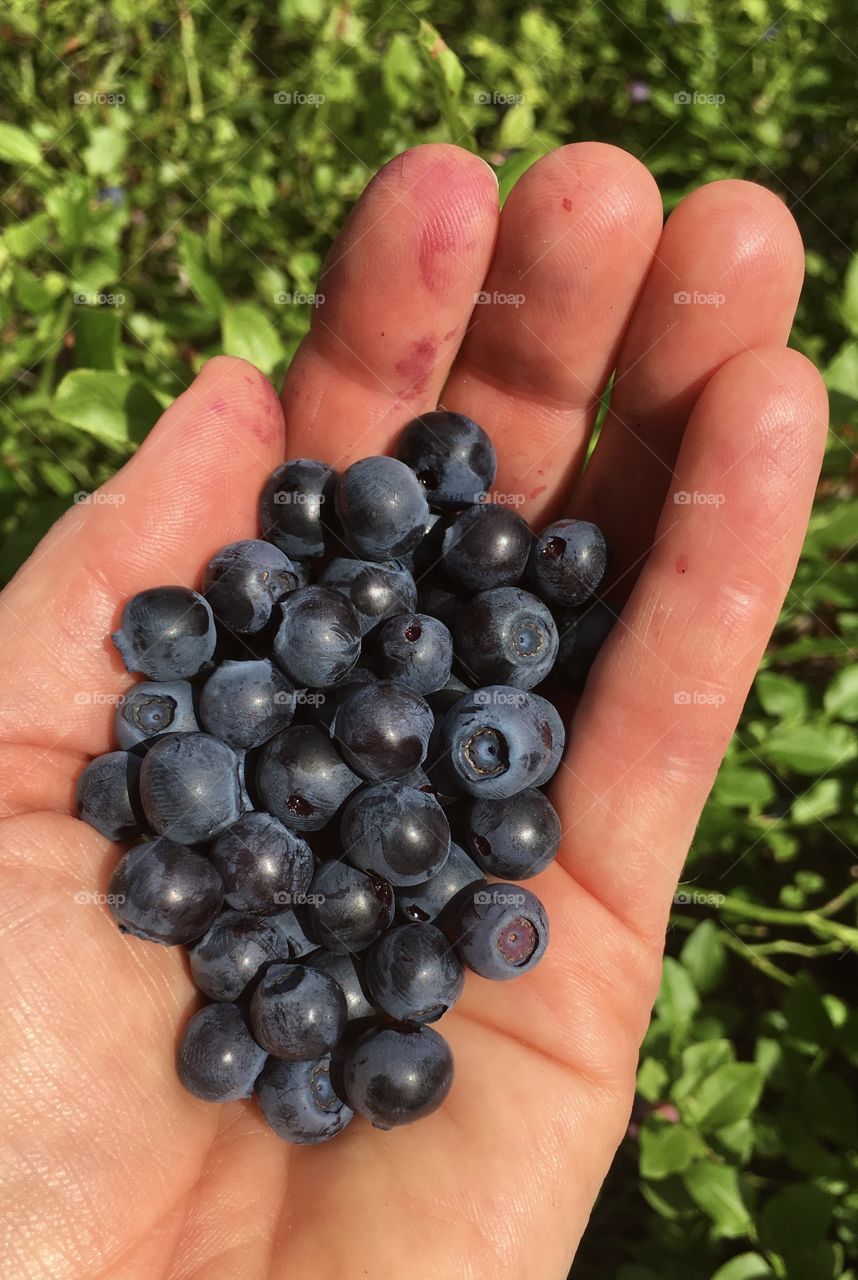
[[436, 686, 559, 799], [366, 923, 464, 1023], [304, 949, 374, 1022], [250, 962, 347, 1061], [273, 586, 361, 689], [256, 1054, 353, 1145], [453, 588, 558, 690], [464, 789, 561, 879], [319, 557, 417, 636], [554, 599, 619, 693], [306, 861, 394, 954], [189, 909, 304, 1000], [336, 456, 430, 561], [139, 732, 241, 843], [108, 837, 223, 945], [203, 539, 299, 634], [453, 883, 549, 980], [371, 612, 453, 694], [307, 667, 377, 733], [199, 658, 295, 750], [75, 751, 142, 841], [256, 725, 361, 831], [115, 680, 198, 749], [529, 692, 566, 788], [177, 1003, 267, 1103], [340, 782, 450, 886], [112, 586, 217, 679], [527, 518, 607, 607], [209, 812, 314, 913], [343, 1024, 454, 1129], [330, 680, 433, 782], [395, 842, 485, 925], [441, 504, 531, 591], [259, 459, 337, 559], [396, 409, 496, 510]]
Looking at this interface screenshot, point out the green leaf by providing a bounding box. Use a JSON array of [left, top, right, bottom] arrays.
[[680, 1063, 763, 1131], [823, 665, 858, 721], [714, 1118, 755, 1163], [710, 1253, 774, 1280], [755, 671, 808, 719], [221, 303, 284, 376], [178, 228, 227, 315], [418, 21, 465, 98], [674, 1039, 735, 1104], [52, 371, 161, 446], [3, 211, 51, 259], [783, 972, 835, 1049], [0, 122, 43, 167], [83, 125, 128, 177], [637, 1056, 668, 1103], [499, 102, 536, 148], [655, 957, 700, 1043], [761, 722, 857, 775], [841, 251, 858, 337], [495, 149, 544, 204], [683, 1161, 752, 1237], [72, 308, 120, 371], [792, 779, 841, 825], [759, 1184, 833, 1254], [681, 920, 727, 993], [640, 1123, 702, 1179], [712, 764, 775, 810]]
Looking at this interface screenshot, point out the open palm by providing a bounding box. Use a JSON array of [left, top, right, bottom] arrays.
[[0, 142, 826, 1279]]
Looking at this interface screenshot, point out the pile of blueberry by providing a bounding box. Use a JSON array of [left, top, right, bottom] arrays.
[[76, 410, 614, 1142]]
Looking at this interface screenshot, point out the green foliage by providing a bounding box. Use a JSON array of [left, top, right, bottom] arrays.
[[1, 3, 856, 1276]]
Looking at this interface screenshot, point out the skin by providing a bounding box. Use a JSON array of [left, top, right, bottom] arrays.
[[0, 142, 826, 1278]]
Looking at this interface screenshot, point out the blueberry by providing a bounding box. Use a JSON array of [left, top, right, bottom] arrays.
[[199, 658, 295, 749], [305, 861, 394, 954], [464, 789, 561, 879], [255, 1054, 353, 1144], [177, 1003, 267, 1103], [203, 539, 299, 634], [272, 586, 361, 689], [304, 949, 374, 1022], [108, 837, 223, 945], [343, 1023, 454, 1129], [441, 504, 531, 591], [306, 667, 377, 733], [319, 557, 417, 636], [453, 588, 558, 690], [330, 680, 433, 782], [529, 692, 566, 787], [259, 459, 337, 559], [554, 598, 620, 693], [366, 923, 464, 1023], [250, 962, 347, 1060], [395, 842, 485, 925], [189, 909, 295, 1000], [112, 586, 216, 679], [75, 751, 142, 841], [370, 613, 453, 694], [452, 883, 549, 980], [114, 680, 198, 749], [139, 732, 241, 843], [256, 725, 361, 831], [436, 686, 558, 798], [396, 409, 496, 510], [209, 812, 314, 913], [336, 456, 430, 561], [527, 519, 607, 607], [340, 782, 450, 886]]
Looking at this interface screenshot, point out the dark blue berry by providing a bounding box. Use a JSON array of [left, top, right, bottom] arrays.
[[250, 962, 347, 1060], [255, 1054, 353, 1144], [304, 949, 374, 1022], [343, 1023, 454, 1129], [319, 557, 417, 635], [452, 883, 549, 980], [209, 812, 314, 913], [255, 725, 361, 831], [436, 686, 559, 798], [554, 598, 620, 692], [188, 908, 307, 1000], [115, 680, 198, 749], [340, 782, 450, 885], [203, 539, 298, 634], [395, 842, 485, 925], [453, 587, 558, 690], [112, 586, 216, 679], [75, 751, 142, 841], [527, 518, 607, 607], [330, 680, 433, 782], [366, 923, 464, 1023], [396, 410, 496, 510], [465, 789, 561, 879], [371, 612, 453, 694], [273, 586, 361, 688], [139, 732, 241, 843], [199, 658, 294, 749], [441, 503, 531, 590], [108, 837, 223, 945], [177, 1003, 267, 1102], [336, 456, 430, 561], [259, 459, 337, 559], [306, 861, 394, 954]]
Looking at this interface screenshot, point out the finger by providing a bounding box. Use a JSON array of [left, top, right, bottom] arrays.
[[573, 180, 805, 589], [550, 346, 827, 938], [0, 356, 284, 766], [280, 144, 499, 464], [440, 143, 663, 523]]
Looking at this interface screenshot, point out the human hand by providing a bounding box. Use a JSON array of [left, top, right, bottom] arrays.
[[0, 142, 826, 1278]]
